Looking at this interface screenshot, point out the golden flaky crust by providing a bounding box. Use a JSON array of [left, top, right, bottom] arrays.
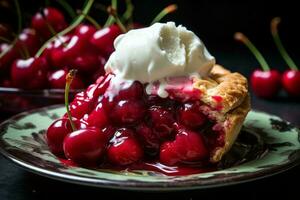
[[211, 94, 250, 162], [194, 65, 251, 162]]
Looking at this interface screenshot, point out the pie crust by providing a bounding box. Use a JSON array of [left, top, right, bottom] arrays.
[[194, 65, 250, 162]]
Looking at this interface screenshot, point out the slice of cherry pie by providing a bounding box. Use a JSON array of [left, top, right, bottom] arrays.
[[46, 22, 250, 175]]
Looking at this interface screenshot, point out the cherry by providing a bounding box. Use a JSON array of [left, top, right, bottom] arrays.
[[31, 7, 67, 39], [69, 75, 112, 119], [42, 35, 70, 67], [107, 128, 143, 166], [149, 106, 175, 139], [250, 69, 281, 98], [160, 127, 208, 166], [11, 57, 49, 89], [72, 53, 106, 74], [117, 81, 144, 100], [178, 101, 206, 128], [90, 25, 122, 56], [74, 24, 97, 42], [50, 35, 85, 68], [69, 90, 96, 119], [15, 28, 40, 56], [136, 123, 160, 155], [105, 79, 144, 102], [85, 102, 109, 128], [282, 70, 300, 97], [235, 32, 281, 98], [110, 99, 146, 125], [48, 69, 84, 89], [63, 128, 107, 165], [271, 18, 300, 97], [62, 70, 108, 165], [46, 118, 87, 155]]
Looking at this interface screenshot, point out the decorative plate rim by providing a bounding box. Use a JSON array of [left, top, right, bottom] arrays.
[[0, 105, 299, 191]]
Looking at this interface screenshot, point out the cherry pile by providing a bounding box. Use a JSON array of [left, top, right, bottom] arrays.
[[234, 17, 300, 99], [46, 73, 224, 167], [0, 6, 122, 90], [0, 1, 178, 92]]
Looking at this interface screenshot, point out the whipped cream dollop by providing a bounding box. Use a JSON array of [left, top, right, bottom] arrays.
[[105, 22, 215, 83]]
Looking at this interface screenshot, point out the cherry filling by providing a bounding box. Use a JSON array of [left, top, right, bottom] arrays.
[[46, 74, 225, 175]]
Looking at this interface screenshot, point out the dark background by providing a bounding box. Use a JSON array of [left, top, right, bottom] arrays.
[[0, 0, 300, 199], [1, 0, 300, 76]]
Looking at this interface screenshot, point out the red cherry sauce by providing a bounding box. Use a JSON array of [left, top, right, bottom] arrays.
[[212, 95, 223, 111]]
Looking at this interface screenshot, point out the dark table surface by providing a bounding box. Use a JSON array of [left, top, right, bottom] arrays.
[[1, 51, 300, 200]]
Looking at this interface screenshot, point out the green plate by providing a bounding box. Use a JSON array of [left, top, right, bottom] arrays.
[[0, 105, 299, 191]]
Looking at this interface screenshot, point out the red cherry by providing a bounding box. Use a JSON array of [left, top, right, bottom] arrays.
[[42, 35, 70, 67], [105, 79, 144, 102], [282, 70, 300, 97], [149, 106, 175, 139], [50, 35, 85, 68], [90, 25, 122, 56], [15, 28, 40, 56], [72, 53, 106, 74], [117, 81, 144, 100], [11, 57, 49, 89], [74, 24, 97, 42], [63, 128, 108, 165], [110, 99, 146, 125], [178, 101, 207, 128], [46, 118, 87, 155], [68, 75, 112, 118], [234, 32, 281, 99], [48, 69, 85, 89], [160, 127, 208, 166], [250, 69, 281, 98], [31, 7, 67, 39], [85, 102, 109, 128], [270, 18, 299, 97], [69, 91, 96, 119], [107, 128, 143, 166]]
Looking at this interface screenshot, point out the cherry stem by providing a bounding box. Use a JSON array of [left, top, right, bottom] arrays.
[[151, 4, 178, 25], [122, 0, 134, 24], [234, 32, 270, 71], [107, 6, 127, 33], [76, 10, 101, 29], [20, 44, 30, 59], [65, 69, 77, 132], [271, 17, 298, 71], [35, 0, 94, 57], [56, 0, 76, 19], [13, 0, 22, 34], [0, 39, 16, 59], [104, 0, 117, 27]]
